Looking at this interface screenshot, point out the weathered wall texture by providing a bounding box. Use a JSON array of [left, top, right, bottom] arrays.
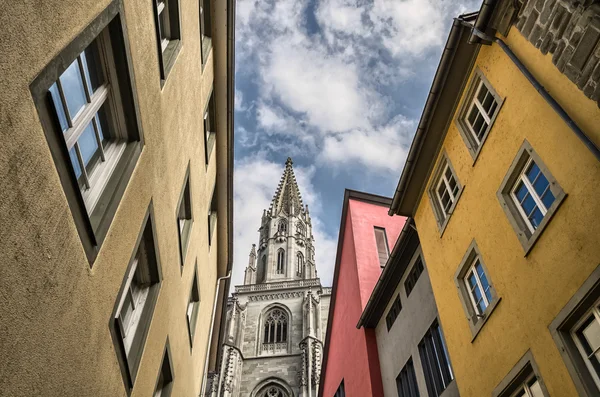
[[414, 25, 600, 396], [0, 0, 231, 396], [375, 247, 459, 397]]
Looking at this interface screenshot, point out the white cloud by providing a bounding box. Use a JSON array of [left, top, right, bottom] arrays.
[[235, 88, 246, 112], [320, 115, 415, 172], [232, 154, 338, 288]]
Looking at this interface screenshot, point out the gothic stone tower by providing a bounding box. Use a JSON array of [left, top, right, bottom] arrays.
[[210, 158, 331, 397]]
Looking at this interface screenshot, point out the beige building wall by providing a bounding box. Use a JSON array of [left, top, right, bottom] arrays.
[[0, 0, 233, 395]]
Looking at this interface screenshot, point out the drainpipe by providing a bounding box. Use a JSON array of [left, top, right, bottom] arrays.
[[200, 271, 231, 397], [467, 25, 600, 162]]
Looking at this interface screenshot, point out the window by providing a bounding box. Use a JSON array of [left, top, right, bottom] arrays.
[[405, 256, 424, 297], [455, 240, 500, 339], [154, 340, 174, 397], [31, 6, 142, 264], [186, 263, 201, 347], [278, 220, 287, 234], [296, 252, 304, 276], [550, 266, 600, 397], [199, 0, 212, 64], [276, 249, 285, 274], [396, 358, 420, 397], [419, 320, 454, 397], [428, 153, 463, 234], [497, 141, 565, 253], [204, 93, 216, 164], [334, 380, 346, 397], [177, 169, 193, 269], [257, 384, 288, 397], [153, 0, 181, 82], [262, 308, 288, 354], [386, 295, 402, 331], [572, 304, 600, 390], [492, 351, 549, 397], [374, 227, 389, 267], [297, 223, 305, 237], [111, 205, 162, 390], [456, 69, 503, 160], [208, 186, 217, 246]]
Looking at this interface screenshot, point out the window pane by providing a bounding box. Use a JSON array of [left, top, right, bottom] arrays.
[[529, 208, 544, 229], [78, 122, 100, 167], [515, 182, 528, 202], [528, 379, 544, 397], [583, 318, 600, 354], [541, 190, 555, 210], [520, 194, 537, 216], [473, 113, 486, 137], [81, 42, 104, 93], [49, 83, 69, 132], [482, 91, 495, 114], [59, 58, 88, 119], [532, 173, 550, 198], [69, 148, 82, 178], [526, 162, 541, 184], [476, 262, 493, 303], [477, 83, 488, 104], [467, 106, 478, 126]]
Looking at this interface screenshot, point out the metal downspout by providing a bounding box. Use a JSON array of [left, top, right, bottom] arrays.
[[200, 271, 231, 397], [468, 26, 600, 161]]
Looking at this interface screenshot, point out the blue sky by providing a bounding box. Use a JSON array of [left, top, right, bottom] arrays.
[[232, 0, 480, 288]]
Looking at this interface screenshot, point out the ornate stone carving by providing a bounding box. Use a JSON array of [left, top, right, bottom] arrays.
[[513, 0, 600, 105]]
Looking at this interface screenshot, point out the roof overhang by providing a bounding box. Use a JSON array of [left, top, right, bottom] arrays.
[[389, 17, 480, 217]]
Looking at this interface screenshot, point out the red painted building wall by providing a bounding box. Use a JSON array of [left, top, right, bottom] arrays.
[[320, 192, 406, 397]]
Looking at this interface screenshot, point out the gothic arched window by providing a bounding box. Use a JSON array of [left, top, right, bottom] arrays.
[[276, 249, 285, 274], [278, 220, 287, 233], [258, 384, 288, 397], [263, 308, 288, 344], [296, 252, 304, 275], [297, 222, 304, 236]]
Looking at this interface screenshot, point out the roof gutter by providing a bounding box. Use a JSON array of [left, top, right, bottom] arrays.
[[469, 0, 498, 44], [389, 19, 465, 216]]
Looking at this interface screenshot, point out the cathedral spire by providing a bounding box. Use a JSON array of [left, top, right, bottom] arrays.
[[269, 157, 304, 217]]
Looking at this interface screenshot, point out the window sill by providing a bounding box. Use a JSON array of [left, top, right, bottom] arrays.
[[470, 297, 502, 343]]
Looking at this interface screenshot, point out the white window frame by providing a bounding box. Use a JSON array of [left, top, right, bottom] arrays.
[[50, 30, 128, 214], [508, 373, 544, 397], [428, 151, 464, 235], [456, 69, 503, 161], [374, 227, 389, 267], [435, 163, 460, 219], [571, 300, 600, 390], [464, 257, 491, 316], [157, 0, 171, 52], [116, 257, 150, 354], [510, 157, 553, 234]]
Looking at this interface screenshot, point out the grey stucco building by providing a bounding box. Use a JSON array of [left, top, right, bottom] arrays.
[[358, 219, 459, 397], [208, 158, 330, 397]]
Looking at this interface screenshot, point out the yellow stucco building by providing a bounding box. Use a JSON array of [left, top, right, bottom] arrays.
[[0, 0, 234, 396], [389, 1, 600, 396]]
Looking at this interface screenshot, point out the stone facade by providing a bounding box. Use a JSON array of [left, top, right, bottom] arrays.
[[512, 0, 600, 104], [208, 159, 330, 397]]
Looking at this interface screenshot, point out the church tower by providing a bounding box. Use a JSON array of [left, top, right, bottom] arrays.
[[208, 158, 331, 397]]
